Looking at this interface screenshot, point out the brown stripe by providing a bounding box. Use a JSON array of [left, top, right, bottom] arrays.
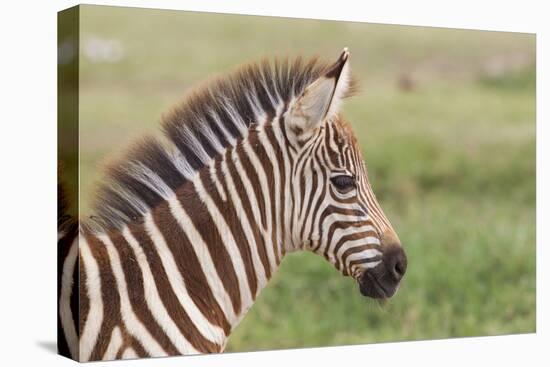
[[300, 159, 319, 241], [256, 132, 284, 261], [264, 135, 282, 260], [341, 245, 382, 272], [324, 220, 373, 251], [78, 252, 90, 337], [333, 231, 379, 271], [149, 203, 229, 352], [84, 233, 121, 361], [237, 133, 274, 278], [235, 142, 267, 231], [312, 217, 370, 253], [222, 149, 260, 297], [108, 230, 180, 355], [70, 248, 80, 341], [349, 258, 382, 268], [280, 119, 297, 254], [57, 222, 78, 359], [294, 131, 319, 172], [265, 125, 287, 257], [269, 122, 290, 260], [175, 179, 242, 314], [295, 138, 319, 224], [129, 337, 148, 358], [151, 201, 231, 334], [227, 144, 275, 290], [115, 346, 125, 360], [118, 326, 148, 359], [325, 124, 341, 167], [308, 168, 328, 250]]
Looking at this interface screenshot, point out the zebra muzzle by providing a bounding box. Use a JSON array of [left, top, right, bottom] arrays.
[[358, 245, 407, 299]]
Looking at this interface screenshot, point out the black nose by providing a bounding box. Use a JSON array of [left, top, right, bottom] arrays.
[[359, 244, 407, 299], [384, 245, 407, 281]]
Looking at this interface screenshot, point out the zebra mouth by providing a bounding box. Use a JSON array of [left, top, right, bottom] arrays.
[[358, 272, 391, 299]]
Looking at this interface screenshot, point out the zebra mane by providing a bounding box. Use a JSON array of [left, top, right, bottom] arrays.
[[88, 55, 355, 231]]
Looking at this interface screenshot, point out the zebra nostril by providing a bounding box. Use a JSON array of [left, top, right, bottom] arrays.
[[394, 259, 405, 278], [385, 245, 407, 281]]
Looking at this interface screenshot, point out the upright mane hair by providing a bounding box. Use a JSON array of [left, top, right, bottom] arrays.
[[88, 55, 356, 231]]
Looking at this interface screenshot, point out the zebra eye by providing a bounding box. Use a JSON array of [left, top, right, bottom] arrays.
[[330, 175, 356, 192]]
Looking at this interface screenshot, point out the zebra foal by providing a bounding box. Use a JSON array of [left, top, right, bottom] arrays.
[[58, 48, 407, 361]]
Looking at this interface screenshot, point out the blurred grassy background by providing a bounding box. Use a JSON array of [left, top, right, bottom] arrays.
[[74, 5, 535, 351]]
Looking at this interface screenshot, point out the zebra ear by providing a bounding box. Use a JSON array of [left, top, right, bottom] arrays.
[[287, 48, 351, 140]]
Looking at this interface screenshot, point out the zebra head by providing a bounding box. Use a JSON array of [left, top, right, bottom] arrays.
[[284, 49, 407, 299]]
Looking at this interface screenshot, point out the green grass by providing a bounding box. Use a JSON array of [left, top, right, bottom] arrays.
[[67, 5, 536, 352]]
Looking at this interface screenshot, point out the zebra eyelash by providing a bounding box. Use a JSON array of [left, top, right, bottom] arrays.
[[330, 174, 356, 193]]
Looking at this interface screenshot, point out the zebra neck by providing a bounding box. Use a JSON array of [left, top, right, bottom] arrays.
[[84, 179, 286, 356], [176, 129, 290, 323], [80, 123, 294, 355], [151, 123, 291, 342]]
